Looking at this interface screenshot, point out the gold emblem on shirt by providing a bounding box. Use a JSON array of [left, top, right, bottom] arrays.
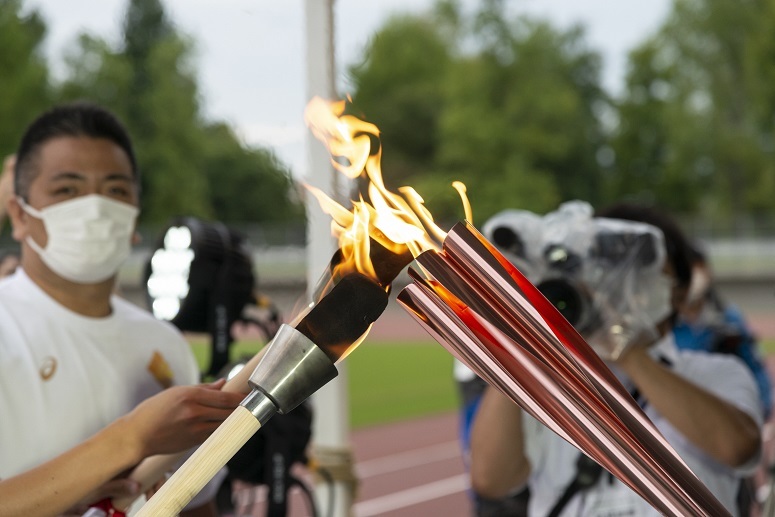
[[39, 356, 57, 381], [147, 351, 174, 389]]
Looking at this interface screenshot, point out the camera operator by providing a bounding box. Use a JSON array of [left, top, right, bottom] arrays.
[[461, 201, 763, 517]]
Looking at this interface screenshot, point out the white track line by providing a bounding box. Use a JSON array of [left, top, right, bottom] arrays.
[[353, 474, 468, 516], [356, 440, 462, 478]]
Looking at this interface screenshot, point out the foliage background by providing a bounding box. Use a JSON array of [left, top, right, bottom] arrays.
[[2, 0, 775, 234], [347, 0, 775, 230], [0, 0, 304, 226]]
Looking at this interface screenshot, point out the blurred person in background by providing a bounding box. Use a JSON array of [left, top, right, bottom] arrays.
[[459, 201, 762, 516], [0, 102, 244, 516]]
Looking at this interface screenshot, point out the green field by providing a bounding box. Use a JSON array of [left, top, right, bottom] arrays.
[[346, 340, 459, 428], [188, 337, 459, 429]]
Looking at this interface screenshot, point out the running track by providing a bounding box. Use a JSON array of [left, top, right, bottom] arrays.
[[351, 303, 470, 516], [229, 411, 470, 516]]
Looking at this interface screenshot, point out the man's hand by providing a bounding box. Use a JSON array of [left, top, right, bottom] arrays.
[[120, 379, 245, 460]]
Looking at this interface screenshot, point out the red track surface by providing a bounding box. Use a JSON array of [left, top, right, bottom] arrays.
[[229, 411, 470, 517], [351, 412, 470, 517]]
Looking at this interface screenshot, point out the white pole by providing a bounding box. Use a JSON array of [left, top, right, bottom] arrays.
[[304, 2, 355, 517]]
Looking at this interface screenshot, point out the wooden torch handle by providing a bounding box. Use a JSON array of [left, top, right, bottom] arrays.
[[112, 347, 268, 510], [135, 405, 262, 516]]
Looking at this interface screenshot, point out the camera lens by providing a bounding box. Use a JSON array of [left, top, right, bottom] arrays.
[[537, 278, 587, 329]]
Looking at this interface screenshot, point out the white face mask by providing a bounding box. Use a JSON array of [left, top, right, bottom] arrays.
[[19, 194, 139, 284]]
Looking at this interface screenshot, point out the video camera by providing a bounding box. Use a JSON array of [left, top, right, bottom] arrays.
[[482, 201, 674, 359]]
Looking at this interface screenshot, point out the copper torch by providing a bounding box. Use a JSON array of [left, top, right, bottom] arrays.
[[298, 97, 729, 516], [397, 221, 730, 516]]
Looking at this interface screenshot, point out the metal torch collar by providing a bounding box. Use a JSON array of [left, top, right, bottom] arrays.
[[247, 323, 338, 414], [240, 390, 278, 424]]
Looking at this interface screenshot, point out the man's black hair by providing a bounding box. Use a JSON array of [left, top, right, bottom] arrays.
[[594, 202, 693, 289], [14, 102, 138, 200]]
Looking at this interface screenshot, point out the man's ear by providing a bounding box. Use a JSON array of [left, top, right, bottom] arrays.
[[7, 197, 28, 243]]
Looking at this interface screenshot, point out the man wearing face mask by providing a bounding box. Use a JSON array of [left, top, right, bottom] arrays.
[[0, 103, 244, 517], [461, 202, 762, 516]]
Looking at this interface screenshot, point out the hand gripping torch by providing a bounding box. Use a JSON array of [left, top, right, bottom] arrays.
[[93, 241, 412, 517], [134, 272, 388, 516]]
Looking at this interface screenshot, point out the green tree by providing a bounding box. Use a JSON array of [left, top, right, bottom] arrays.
[[607, 41, 701, 209], [57, 0, 302, 225], [612, 0, 775, 221], [201, 123, 303, 223], [0, 0, 51, 158], [59, 0, 212, 222], [346, 0, 607, 223], [348, 13, 452, 190], [437, 13, 605, 221]]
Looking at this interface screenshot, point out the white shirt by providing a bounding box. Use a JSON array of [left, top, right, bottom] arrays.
[[0, 268, 199, 477], [525, 334, 763, 517]]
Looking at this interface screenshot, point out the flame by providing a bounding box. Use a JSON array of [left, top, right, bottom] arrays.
[[304, 96, 472, 281]]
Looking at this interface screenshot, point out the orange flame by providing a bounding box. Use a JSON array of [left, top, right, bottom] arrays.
[[304, 96, 472, 281]]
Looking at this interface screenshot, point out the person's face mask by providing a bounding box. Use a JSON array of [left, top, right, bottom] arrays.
[[18, 194, 139, 284]]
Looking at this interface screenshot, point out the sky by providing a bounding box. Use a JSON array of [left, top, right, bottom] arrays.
[[27, 0, 672, 178]]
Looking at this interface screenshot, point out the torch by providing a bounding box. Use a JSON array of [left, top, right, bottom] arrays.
[[300, 98, 734, 515], [88, 97, 420, 516], [396, 220, 730, 516], [299, 97, 731, 516], [133, 272, 388, 515], [92, 235, 414, 516]]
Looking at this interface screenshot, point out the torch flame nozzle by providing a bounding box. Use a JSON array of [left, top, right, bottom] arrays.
[[246, 272, 388, 416], [297, 272, 389, 363]]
